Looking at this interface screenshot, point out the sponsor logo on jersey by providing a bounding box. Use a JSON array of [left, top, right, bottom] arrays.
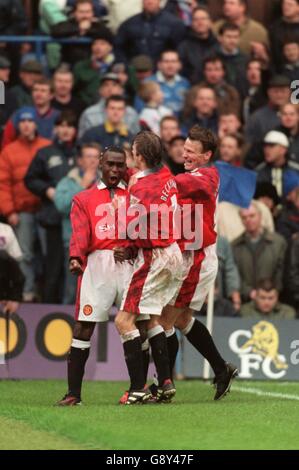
[[83, 304, 93, 316]]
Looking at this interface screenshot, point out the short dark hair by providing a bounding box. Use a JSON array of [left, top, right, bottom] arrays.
[[74, 0, 93, 10], [203, 54, 225, 70], [220, 132, 244, 148], [33, 77, 54, 93], [55, 110, 78, 127], [159, 49, 180, 61], [188, 125, 218, 156], [133, 131, 165, 168], [160, 115, 179, 127], [192, 5, 210, 17], [219, 22, 240, 35], [256, 279, 278, 292], [101, 145, 126, 160], [79, 142, 102, 157], [105, 95, 126, 108]]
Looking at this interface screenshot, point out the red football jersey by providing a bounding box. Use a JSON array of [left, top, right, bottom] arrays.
[[175, 165, 219, 252], [126, 165, 178, 248], [69, 181, 129, 263]]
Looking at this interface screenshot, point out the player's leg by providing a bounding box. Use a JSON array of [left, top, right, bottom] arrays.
[[175, 310, 238, 400], [137, 320, 150, 383], [57, 321, 95, 406], [159, 304, 185, 380], [115, 310, 151, 404], [147, 314, 176, 401]]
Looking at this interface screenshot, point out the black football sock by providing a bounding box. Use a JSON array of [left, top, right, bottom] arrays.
[[121, 330, 145, 391], [165, 328, 179, 380], [182, 318, 226, 376], [67, 339, 91, 399], [142, 340, 150, 383], [148, 326, 171, 386]]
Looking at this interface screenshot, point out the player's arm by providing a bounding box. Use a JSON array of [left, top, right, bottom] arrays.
[[69, 197, 91, 273], [175, 170, 219, 200]]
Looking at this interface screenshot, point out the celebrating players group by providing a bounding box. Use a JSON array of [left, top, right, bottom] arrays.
[[57, 125, 238, 407]]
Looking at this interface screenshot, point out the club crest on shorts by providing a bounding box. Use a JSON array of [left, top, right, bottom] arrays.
[[83, 304, 93, 316]]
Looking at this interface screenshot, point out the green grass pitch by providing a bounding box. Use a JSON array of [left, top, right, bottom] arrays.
[[0, 379, 298, 450]]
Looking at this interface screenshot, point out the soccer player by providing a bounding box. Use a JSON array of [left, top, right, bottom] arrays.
[[57, 146, 135, 406], [114, 131, 184, 405], [159, 125, 238, 401]]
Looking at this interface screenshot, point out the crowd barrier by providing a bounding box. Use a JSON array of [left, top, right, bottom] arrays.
[[0, 304, 298, 381]]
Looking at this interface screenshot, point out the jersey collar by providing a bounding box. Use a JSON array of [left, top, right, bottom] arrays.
[[97, 180, 127, 190]]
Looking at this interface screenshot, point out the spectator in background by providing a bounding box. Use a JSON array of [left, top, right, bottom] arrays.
[[245, 75, 291, 146], [217, 235, 241, 311], [0, 56, 10, 85], [240, 279, 296, 319], [163, 135, 185, 175], [201, 55, 241, 115], [130, 55, 154, 90], [217, 199, 274, 243], [0, 108, 51, 301], [0, 0, 28, 84], [54, 143, 100, 304], [51, 0, 109, 66], [73, 33, 115, 106], [143, 50, 190, 116], [256, 131, 299, 197], [39, 0, 68, 70], [213, 0, 269, 56], [216, 22, 248, 93], [241, 59, 267, 123], [78, 73, 140, 138], [286, 235, 299, 315], [254, 182, 281, 218], [138, 82, 173, 135], [217, 134, 243, 167], [0, 221, 22, 261], [105, 0, 143, 32], [80, 95, 133, 148], [52, 66, 85, 116], [0, 250, 24, 314], [232, 201, 287, 302], [2, 79, 60, 148], [160, 115, 181, 150], [178, 5, 219, 84], [25, 111, 77, 304], [280, 38, 299, 82], [8, 60, 43, 111], [218, 112, 242, 139], [270, 0, 299, 71], [115, 0, 186, 63], [277, 103, 299, 164], [183, 85, 219, 134], [276, 179, 299, 241]]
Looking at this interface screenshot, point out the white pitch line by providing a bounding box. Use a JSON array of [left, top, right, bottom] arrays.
[[232, 385, 299, 401]]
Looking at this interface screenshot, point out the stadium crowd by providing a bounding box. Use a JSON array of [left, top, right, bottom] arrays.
[[0, 0, 299, 320]]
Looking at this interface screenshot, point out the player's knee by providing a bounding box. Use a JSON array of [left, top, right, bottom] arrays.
[[115, 311, 135, 335], [175, 311, 193, 331], [147, 315, 160, 330], [73, 321, 95, 341]]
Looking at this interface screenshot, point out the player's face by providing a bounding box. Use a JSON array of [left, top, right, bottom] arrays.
[[182, 138, 211, 171], [101, 152, 126, 187]]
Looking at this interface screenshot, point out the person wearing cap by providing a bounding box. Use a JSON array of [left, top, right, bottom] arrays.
[[131, 55, 153, 84], [0, 108, 51, 302], [25, 110, 78, 304], [256, 130, 299, 200], [78, 73, 140, 138], [245, 75, 291, 146], [73, 33, 116, 106], [51, 0, 112, 66], [115, 0, 186, 64], [8, 60, 43, 111], [276, 172, 299, 241], [2, 78, 60, 149], [254, 182, 281, 217]]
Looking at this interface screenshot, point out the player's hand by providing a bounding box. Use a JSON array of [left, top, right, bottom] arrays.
[[69, 258, 83, 275], [128, 174, 138, 190], [2, 301, 19, 314], [231, 291, 241, 311], [113, 247, 126, 263], [79, 19, 91, 34], [7, 212, 19, 227], [46, 187, 56, 201]]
